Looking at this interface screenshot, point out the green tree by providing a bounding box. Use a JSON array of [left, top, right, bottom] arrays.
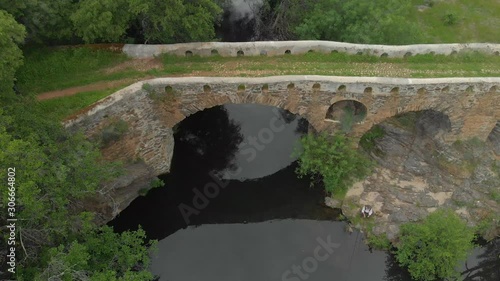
[[295, 0, 421, 44], [33, 226, 155, 281], [71, 0, 137, 43], [0, 9, 26, 100], [0, 0, 75, 44], [130, 0, 223, 43], [395, 209, 476, 281], [295, 133, 372, 196], [0, 101, 157, 280]]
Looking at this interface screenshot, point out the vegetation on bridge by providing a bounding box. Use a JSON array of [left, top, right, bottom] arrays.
[[1, 0, 499, 280]]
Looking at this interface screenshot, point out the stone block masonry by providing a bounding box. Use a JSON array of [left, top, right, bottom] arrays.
[[65, 76, 500, 221]]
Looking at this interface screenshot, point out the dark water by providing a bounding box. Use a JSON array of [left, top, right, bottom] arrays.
[[110, 104, 499, 281]]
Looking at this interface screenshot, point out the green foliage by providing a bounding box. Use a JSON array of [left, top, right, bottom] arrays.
[[17, 47, 129, 94], [294, 133, 372, 196], [31, 226, 156, 281], [443, 13, 458, 26], [101, 119, 129, 146], [131, 0, 223, 43], [1, 100, 154, 279], [0, 0, 75, 43], [150, 177, 165, 189], [395, 209, 476, 281], [0, 10, 26, 100], [339, 107, 366, 133], [71, 0, 138, 43], [360, 125, 385, 152], [295, 0, 421, 44], [38, 88, 121, 121], [367, 234, 391, 250]]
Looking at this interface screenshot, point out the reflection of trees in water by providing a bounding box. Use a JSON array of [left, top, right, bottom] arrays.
[[278, 108, 297, 124], [172, 106, 243, 176], [277, 108, 309, 134], [461, 239, 500, 281], [295, 118, 309, 134], [384, 253, 413, 281]]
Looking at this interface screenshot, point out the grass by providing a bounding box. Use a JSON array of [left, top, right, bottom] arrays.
[[17, 47, 134, 93], [38, 87, 120, 121], [20, 47, 500, 119], [409, 0, 500, 43]]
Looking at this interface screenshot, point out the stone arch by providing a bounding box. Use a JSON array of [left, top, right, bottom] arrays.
[[325, 100, 367, 123], [185, 50, 193, 57], [63, 76, 500, 221]]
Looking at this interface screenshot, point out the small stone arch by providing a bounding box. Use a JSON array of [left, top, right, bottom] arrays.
[[404, 52, 412, 58], [185, 50, 193, 57], [237, 50, 244, 56], [381, 53, 389, 58], [364, 87, 373, 94], [325, 100, 368, 123], [312, 83, 321, 90], [203, 85, 211, 93], [211, 49, 219, 56], [285, 50, 291, 55]]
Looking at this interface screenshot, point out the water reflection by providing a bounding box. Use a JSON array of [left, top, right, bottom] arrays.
[[110, 104, 498, 281], [151, 220, 394, 281], [220, 104, 307, 180]]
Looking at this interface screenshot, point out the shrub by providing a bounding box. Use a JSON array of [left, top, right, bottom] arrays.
[[360, 125, 385, 152], [294, 133, 372, 197], [395, 209, 475, 281], [101, 119, 128, 146]]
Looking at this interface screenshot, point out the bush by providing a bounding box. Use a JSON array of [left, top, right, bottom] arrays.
[[101, 119, 128, 146], [395, 209, 476, 281], [360, 125, 385, 152], [294, 133, 372, 197]]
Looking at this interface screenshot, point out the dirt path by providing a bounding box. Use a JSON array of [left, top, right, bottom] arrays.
[[37, 58, 163, 101], [36, 78, 141, 100]]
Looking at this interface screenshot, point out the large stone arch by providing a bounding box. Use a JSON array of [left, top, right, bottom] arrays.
[[64, 76, 500, 220]]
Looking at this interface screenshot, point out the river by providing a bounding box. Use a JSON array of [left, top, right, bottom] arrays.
[[110, 104, 499, 281]]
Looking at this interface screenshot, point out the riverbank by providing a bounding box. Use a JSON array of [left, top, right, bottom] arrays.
[[339, 111, 500, 244]]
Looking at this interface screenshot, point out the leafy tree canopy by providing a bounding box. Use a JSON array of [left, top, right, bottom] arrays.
[[0, 9, 25, 99], [396, 209, 476, 281], [295, 0, 421, 44], [0, 100, 154, 280], [295, 133, 372, 196]]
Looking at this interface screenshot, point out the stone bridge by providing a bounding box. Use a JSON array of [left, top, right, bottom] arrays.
[[65, 76, 500, 218]]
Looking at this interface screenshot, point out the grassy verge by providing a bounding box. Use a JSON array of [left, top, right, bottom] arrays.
[[38, 87, 120, 121], [409, 0, 500, 43], [17, 47, 133, 93], [18, 48, 500, 96], [156, 52, 500, 78], [21, 48, 499, 119]]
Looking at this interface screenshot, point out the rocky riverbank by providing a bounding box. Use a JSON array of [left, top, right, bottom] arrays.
[[340, 111, 500, 242]]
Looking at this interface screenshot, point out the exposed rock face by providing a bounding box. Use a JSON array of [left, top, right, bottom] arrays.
[[342, 111, 500, 241], [64, 76, 500, 222]]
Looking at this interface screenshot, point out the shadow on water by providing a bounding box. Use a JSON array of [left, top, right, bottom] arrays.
[[110, 104, 498, 281]]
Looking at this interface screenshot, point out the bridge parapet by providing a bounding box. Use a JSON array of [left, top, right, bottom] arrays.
[[122, 41, 500, 58]]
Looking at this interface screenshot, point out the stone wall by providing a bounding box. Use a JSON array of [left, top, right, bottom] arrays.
[[122, 41, 500, 58], [65, 75, 500, 219]]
